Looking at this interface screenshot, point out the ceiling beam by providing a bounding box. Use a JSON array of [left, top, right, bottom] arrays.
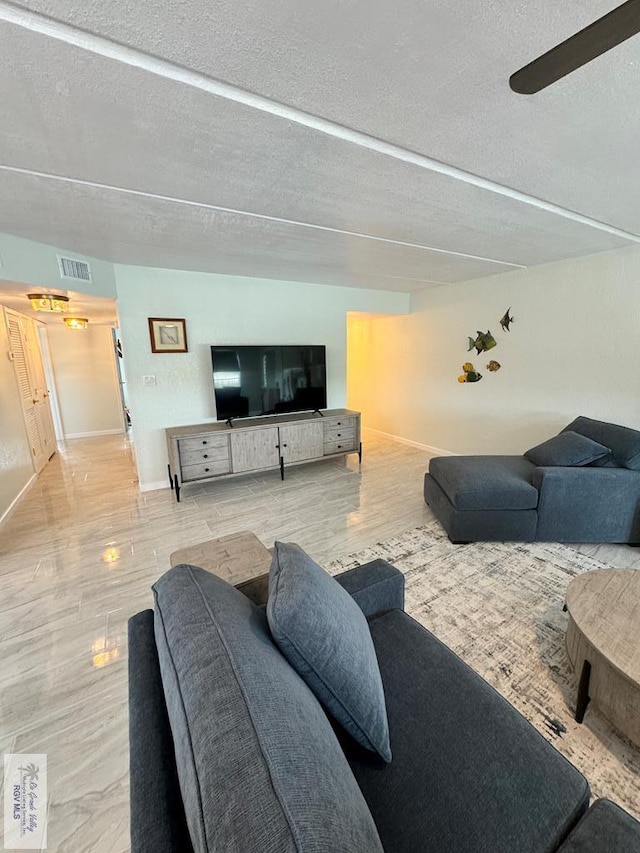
[[0, 164, 527, 269]]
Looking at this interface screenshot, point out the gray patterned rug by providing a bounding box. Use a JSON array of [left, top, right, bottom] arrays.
[[327, 521, 640, 818]]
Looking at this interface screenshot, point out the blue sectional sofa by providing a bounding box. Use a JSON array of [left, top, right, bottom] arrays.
[[128, 552, 640, 852], [424, 416, 640, 543]]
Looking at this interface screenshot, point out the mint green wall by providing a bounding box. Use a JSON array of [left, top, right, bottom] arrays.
[[115, 265, 409, 488], [0, 309, 35, 523], [0, 233, 116, 297]]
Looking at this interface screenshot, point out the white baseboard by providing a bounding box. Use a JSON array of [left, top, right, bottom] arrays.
[[364, 426, 457, 456], [0, 473, 37, 529], [64, 428, 125, 439], [140, 480, 171, 493]]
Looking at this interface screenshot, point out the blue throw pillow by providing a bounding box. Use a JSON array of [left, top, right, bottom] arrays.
[[524, 430, 611, 467], [267, 542, 392, 763], [153, 565, 384, 852], [562, 416, 640, 469]]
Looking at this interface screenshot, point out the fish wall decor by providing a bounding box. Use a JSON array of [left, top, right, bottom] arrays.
[[486, 360, 501, 372], [499, 308, 514, 332], [467, 330, 497, 354], [458, 362, 483, 383]]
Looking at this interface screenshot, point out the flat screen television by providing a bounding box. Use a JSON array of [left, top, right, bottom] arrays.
[[211, 345, 327, 420]]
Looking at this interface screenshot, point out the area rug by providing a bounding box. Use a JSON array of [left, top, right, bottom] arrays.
[[327, 521, 640, 818]]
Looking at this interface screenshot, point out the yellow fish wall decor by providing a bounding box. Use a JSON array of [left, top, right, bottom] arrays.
[[457, 362, 483, 383]]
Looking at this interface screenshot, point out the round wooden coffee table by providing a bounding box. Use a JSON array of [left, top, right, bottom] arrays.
[[565, 569, 640, 745]]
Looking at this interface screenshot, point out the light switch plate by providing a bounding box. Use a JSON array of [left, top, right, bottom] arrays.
[[142, 374, 157, 386]]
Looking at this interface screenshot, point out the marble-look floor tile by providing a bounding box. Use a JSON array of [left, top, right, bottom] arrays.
[[1, 429, 638, 852], [13, 700, 129, 853]]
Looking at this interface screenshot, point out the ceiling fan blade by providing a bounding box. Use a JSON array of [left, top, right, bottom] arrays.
[[510, 0, 640, 94]]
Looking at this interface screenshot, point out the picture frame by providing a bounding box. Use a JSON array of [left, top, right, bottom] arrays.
[[148, 317, 188, 353]]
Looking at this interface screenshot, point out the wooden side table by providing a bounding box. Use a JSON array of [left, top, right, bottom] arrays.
[[565, 568, 640, 745], [170, 530, 273, 587]]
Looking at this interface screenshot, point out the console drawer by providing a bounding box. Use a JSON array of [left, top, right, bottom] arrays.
[[181, 458, 231, 481], [323, 416, 356, 431], [179, 434, 229, 454], [324, 425, 356, 444], [324, 437, 357, 455], [179, 443, 230, 466]]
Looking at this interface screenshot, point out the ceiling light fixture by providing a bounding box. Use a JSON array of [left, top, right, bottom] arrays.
[[63, 316, 89, 329], [28, 293, 69, 312]]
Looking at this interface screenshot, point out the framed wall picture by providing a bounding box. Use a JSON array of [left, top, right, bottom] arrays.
[[148, 318, 188, 353]]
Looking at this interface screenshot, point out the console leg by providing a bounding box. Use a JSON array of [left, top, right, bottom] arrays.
[[168, 464, 174, 489], [279, 457, 285, 481], [358, 441, 362, 465], [575, 659, 591, 723], [174, 474, 181, 503]]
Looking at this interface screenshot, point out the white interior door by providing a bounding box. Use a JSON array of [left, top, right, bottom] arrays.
[[37, 323, 64, 442], [26, 320, 57, 455], [5, 309, 55, 473]]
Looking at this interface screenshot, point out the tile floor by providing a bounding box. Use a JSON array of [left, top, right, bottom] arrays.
[[1, 430, 638, 851]]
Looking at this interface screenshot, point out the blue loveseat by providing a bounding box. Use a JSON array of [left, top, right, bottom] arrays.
[[128, 552, 640, 852], [424, 416, 640, 543]]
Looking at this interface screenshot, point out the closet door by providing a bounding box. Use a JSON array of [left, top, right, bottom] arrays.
[[5, 309, 54, 473]]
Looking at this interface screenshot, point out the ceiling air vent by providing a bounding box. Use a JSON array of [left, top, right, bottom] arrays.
[[58, 255, 92, 282]]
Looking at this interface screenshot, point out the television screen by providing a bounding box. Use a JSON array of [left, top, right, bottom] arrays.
[[211, 345, 327, 420]]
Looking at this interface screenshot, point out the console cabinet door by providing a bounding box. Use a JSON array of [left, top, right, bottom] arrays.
[[279, 422, 324, 464], [230, 427, 280, 473]]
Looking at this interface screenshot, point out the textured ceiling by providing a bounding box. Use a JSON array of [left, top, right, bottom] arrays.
[[0, 0, 639, 296]]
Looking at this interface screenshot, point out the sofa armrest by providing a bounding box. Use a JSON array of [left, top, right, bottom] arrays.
[[532, 466, 640, 542], [235, 559, 405, 617], [128, 610, 194, 853], [334, 559, 405, 618]]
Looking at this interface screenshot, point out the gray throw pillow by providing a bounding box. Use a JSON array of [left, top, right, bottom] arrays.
[[524, 430, 611, 467], [153, 564, 384, 852], [562, 416, 640, 469], [267, 542, 392, 763]]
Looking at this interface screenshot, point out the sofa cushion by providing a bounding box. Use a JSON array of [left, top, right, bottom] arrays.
[[267, 542, 391, 762], [428, 455, 539, 510], [343, 609, 590, 853], [152, 564, 383, 853], [589, 454, 619, 468], [524, 431, 610, 467], [557, 799, 640, 852], [563, 416, 640, 470]]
